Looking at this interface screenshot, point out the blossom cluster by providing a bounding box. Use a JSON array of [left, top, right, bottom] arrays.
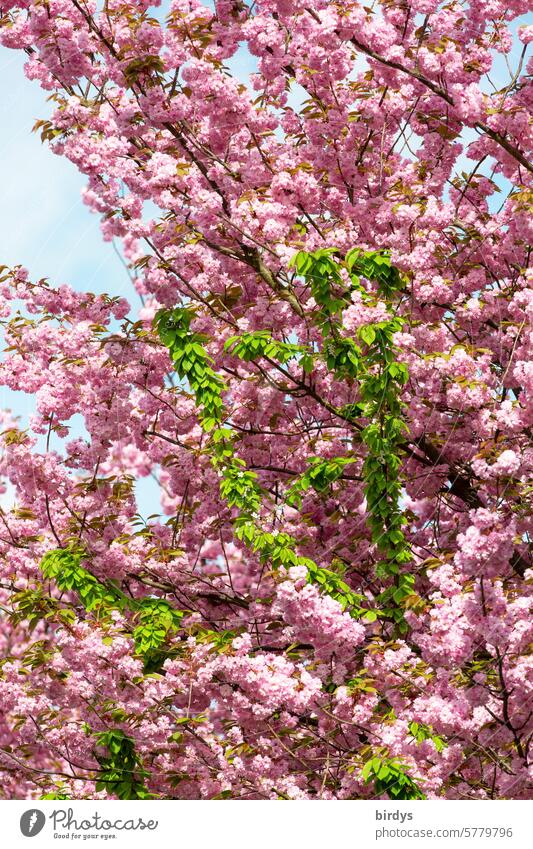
[[0, 0, 531, 800]]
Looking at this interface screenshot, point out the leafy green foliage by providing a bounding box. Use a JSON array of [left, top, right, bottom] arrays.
[[11, 587, 71, 632], [154, 306, 225, 430], [155, 306, 375, 619], [345, 672, 378, 694], [37, 549, 185, 673], [356, 318, 414, 628], [132, 598, 184, 671], [155, 260, 413, 627], [304, 558, 374, 619], [323, 336, 361, 378], [219, 460, 263, 513], [408, 721, 447, 752], [292, 249, 414, 630], [235, 524, 374, 619], [289, 248, 352, 316], [194, 629, 236, 653], [40, 791, 70, 800], [224, 330, 305, 364], [345, 248, 404, 298], [361, 756, 426, 800], [94, 729, 152, 799], [286, 455, 357, 507], [41, 549, 125, 612]]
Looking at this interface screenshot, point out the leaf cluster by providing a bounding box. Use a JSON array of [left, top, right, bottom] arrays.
[[361, 756, 426, 800], [286, 455, 357, 507], [225, 330, 305, 364], [94, 729, 152, 799], [154, 307, 226, 429]]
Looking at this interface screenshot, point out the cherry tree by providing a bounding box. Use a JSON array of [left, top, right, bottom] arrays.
[[0, 0, 531, 800]]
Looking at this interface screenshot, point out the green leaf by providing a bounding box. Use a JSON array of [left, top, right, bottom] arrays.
[[358, 325, 376, 346]]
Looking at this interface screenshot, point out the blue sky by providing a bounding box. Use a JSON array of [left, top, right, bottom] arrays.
[[0, 48, 154, 510], [0, 51, 129, 295]]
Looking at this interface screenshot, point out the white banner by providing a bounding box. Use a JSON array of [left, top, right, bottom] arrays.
[[0, 799, 531, 849]]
